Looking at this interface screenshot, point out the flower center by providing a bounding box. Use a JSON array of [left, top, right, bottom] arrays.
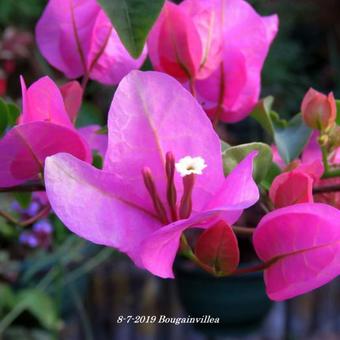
[[175, 156, 207, 177], [142, 153, 207, 223]]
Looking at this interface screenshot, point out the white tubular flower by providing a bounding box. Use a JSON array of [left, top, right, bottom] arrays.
[[175, 156, 207, 177]]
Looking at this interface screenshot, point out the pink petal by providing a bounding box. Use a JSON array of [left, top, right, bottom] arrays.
[[147, 1, 202, 81], [36, 0, 146, 85], [253, 203, 340, 300], [104, 71, 224, 212], [205, 151, 259, 224], [140, 210, 222, 278], [301, 131, 322, 164], [20, 76, 73, 128], [78, 124, 107, 157], [197, 0, 278, 123], [196, 48, 248, 123], [87, 11, 147, 85], [36, 0, 99, 78], [180, 0, 223, 79], [60, 80, 83, 122], [269, 170, 314, 208], [0, 122, 90, 187], [44, 153, 161, 266]]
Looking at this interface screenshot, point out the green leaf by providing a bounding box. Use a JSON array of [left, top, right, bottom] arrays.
[[272, 113, 312, 164], [76, 102, 104, 127], [92, 151, 103, 169], [251, 97, 312, 164], [0, 284, 15, 310], [222, 142, 273, 183], [260, 162, 282, 190], [0, 98, 9, 136], [335, 99, 340, 125], [14, 192, 32, 209], [221, 140, 230, 153], [6, 103, 20, 126], [0, 219, 17, 239], [98, 0, 165, 58], [250, 96, 275, 135], [16, 289, 59, 330]]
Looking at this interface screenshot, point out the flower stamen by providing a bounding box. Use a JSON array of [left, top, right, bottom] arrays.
[[179, 174, 195, 219], [165, 152, 178, 221], [142, 167, 169, 224]]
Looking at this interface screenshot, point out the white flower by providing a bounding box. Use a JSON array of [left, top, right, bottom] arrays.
[[175, 156, 207, 177]]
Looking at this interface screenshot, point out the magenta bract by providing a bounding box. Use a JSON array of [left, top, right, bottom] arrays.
[[148, 0, 278, 123], [44, 71, 259, 278], [254, 203, 340, 301], [36, 0, 147, 85], [0, 76, 91, 187]]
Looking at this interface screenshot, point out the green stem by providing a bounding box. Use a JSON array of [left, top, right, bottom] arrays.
[[322, 168, 340, 179], [321, 145, 330, 173]]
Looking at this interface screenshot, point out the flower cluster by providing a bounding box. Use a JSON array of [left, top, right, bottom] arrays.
[[0, 0, 339, 304]]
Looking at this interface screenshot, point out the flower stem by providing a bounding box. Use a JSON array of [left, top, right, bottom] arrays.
[[313, 183, 340, 193], [322, 168, 340, 179], [0, 205, 50, 227], [0, 181, 45, 193], [232, 226, 254, 237]]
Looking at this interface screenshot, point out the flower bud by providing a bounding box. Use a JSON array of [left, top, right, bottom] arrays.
[[301, 88, 336, 131]]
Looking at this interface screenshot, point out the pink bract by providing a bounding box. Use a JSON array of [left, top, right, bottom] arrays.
[[148, 0, 278, 123], [254, 203, 340, 301], [44, 71, 259, 278], [0, 76, 91, 187], [269, 170, 314, 208], [36, 0, 147, 85]]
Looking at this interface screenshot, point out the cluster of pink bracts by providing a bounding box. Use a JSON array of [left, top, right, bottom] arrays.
[[0, 0, 339, 302]]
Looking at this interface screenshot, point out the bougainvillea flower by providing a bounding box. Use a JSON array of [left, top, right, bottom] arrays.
[[45, 71, 259, 278], [36, 0, 147, 85], [254, 203, 340, 300], [148, 0, 278, 123], [0, 76, 90, 187]]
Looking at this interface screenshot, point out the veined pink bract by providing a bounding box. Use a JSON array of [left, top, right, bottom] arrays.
[[36, 0, 147, 85], [148, 0, 278, 123], [44, 71, 259, 278], [254, 203, 340, 301], [0, 76, 91, 187]]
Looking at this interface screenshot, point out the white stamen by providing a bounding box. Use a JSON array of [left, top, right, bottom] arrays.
[[175, 156, 207, 177]]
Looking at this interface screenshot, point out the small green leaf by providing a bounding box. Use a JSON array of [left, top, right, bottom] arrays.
[[0, 98, 9, 136], [221, 140, 230, 153], [223, 142, 273, 183], [260, 162, 282, 190], [17, 289, 59, 330], [76, 102, 104, 127], [273, 114, 312, 164], [98, 0, 165, 58], [251, 97, 312, 164], [0, 283, 15, 309], [335, 99, 340, 125], [14, 192, 32, 209], [6, 102, 20, 126], [92, 151, 103, 169], [250, 96, 275, 135]]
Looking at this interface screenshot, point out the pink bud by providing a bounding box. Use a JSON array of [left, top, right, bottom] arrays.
[[269, 170, 314, 208], [301, 88, 336, 130], [195, 221, 239, 276]]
